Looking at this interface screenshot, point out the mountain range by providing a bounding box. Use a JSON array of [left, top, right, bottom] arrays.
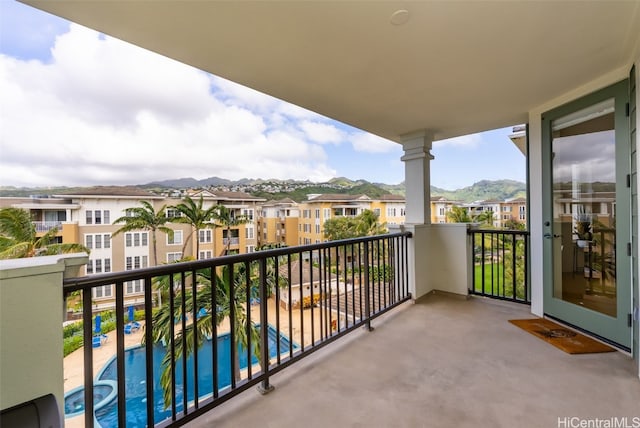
[[0, 177, 526, 203]]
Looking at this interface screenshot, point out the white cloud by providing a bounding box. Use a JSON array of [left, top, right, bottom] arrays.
[[0, 24, 339, 187], [350, 132, 398, 153], [299, 121, 345, 145]]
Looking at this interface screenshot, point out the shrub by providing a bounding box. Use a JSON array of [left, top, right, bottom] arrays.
[[63, 335, 84, 357]]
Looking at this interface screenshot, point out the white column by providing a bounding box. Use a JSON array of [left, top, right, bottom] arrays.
[[401, 131, 434, 225], [400, 131, 434, 299]]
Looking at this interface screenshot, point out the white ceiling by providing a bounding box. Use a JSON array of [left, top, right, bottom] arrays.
[[22, 1, 640, 143]]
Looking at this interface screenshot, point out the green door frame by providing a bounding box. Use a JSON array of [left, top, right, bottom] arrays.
[[541, 79, 632, 350]]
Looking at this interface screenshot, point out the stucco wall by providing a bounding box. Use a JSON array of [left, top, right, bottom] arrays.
[[0, 254, 87, 413]]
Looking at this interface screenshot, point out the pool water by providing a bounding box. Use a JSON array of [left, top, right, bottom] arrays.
[[90, 326, 295, 427]]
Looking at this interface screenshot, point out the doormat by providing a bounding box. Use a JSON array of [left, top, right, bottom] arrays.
[[508, 318, 616, 354]]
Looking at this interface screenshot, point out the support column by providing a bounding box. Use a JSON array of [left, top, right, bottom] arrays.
[[401, 131, 434, 225], [400, 131, 434, 299]]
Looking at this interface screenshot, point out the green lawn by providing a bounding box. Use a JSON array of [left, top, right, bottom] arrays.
[[473, 262, 527, 300]]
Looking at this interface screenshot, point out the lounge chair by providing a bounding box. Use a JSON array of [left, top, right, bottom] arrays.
[[124, 306, 140, 334], [92, 314, 108, 347]]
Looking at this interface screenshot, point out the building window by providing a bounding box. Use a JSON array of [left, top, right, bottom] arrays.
[[315, 224, 320, 234], [103, 210, 110, 224], [246, 246, 255, 253], [86, 258, 111, 275], [519, 206, 526, 220], [93, 285, 113, 299], [373, 208, 380, 217], [199, 250, 213, 260], [86, 210, 92, 225], [125, 232, 149, 247], [95, 210, 102, 225], [323, 208, 331, 219], [387, 208, 397, 217], [199, 229, 212, 243], [167, 252, 182, 263], [104, 234, 111, 248], [168, 230, 183, 245], [439, 208, 445, 216], [245, 226, 254, 239], [85, 235, 93, 249], [243, 209, 254, 220], [166, 208, 182, 218]]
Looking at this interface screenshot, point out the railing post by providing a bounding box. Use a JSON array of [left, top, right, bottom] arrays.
[[363, 241, 374, 332], [257, 258, 274, 395]]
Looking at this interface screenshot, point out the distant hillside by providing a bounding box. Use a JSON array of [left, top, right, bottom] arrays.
[[431, 179, 526, 202], [0, 178, 526, 203]]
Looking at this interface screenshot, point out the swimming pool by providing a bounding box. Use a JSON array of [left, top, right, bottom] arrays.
[[67, 325, 296, 427]]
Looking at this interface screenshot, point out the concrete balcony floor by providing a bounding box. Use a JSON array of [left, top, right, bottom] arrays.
[[187, 292, 640, 428]]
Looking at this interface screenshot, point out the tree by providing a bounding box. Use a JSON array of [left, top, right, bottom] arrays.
[[212, 205, 250, 256], [446, 206, 473, 223], [323, 210, 387, 241], [323, 216, 359, 241], [170, 196, 219, 257], [150, 264, 259, 408], [0, 208, 88, 259], [355, 209, 387, 236], [112, 201, 173, 266], [474, 210, 495, 227]]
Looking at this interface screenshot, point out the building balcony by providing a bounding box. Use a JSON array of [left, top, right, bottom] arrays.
[[222, 237, 240, 246], [32, 221, 62, 233], [1, 228, 638, 428]]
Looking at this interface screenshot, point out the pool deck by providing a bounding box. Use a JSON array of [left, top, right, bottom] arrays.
[[62, 297, 320, 427]]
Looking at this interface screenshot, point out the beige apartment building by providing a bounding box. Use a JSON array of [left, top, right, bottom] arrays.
[[296, 194, 407, 245], [0, 187, 264, 310], [256, 198, 300, 248]]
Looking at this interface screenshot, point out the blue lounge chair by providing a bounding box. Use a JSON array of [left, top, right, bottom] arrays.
[[124, 306, 141, 334], [92, 314, 108, 348]]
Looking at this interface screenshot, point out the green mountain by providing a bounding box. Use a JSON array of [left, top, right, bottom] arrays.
[[0, 178, 526, 203], [431, 180, 526, 202]]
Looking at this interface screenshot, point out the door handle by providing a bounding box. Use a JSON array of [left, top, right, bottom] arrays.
[[544, 234, 561, 239]]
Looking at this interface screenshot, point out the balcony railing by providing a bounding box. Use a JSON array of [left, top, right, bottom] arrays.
[[32, 221, 62, 232], [63, 232, 411, 427], [468, 229, 529, 304]]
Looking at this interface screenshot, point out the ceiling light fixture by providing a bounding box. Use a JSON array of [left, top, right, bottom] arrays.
[[390, 9, 410, 26]]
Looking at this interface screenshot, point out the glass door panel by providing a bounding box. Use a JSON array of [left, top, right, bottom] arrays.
[[543, 80, 631, 349], [551, 99, 617, 316]]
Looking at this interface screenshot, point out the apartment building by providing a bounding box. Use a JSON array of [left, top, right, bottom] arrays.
[[0, 187, 264, 310], [256, 198, 300, 248], [430, 196, 460, 224]]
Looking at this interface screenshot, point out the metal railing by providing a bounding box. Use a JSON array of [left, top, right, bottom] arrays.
[[63, 232, 411, 427], [33, 221, 62, 232], [468, 229, 529, 304]]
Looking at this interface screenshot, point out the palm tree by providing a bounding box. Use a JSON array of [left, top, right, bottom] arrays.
[[474, 210, 495, 227], [170, 196, 219, 258], [355, 209, 387, 236], [212, 205, 250, 256], [446, 206, 473, 223], [150, 264, 260, 408], [0, 208, 88, 259], [112, 201, 173, 266]]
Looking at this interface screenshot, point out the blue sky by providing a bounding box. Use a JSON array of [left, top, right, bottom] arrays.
[[0, 1, 525, 190]]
